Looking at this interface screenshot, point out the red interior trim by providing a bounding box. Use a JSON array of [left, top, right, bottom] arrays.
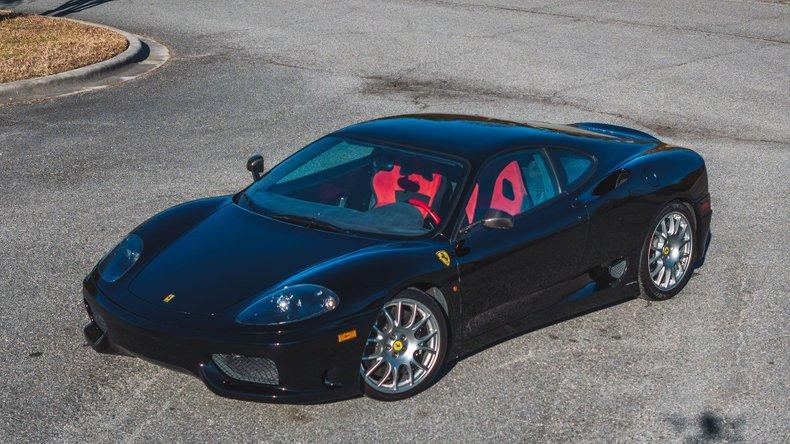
[[465, 183, 479, 224], [406, 198, 441, 225]]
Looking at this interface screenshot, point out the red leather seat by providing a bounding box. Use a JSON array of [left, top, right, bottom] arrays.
[[371, 165, 445, 218], [490, 161, 527, 216], [465, 160, 527, 224], [371, 165, 403, 208]]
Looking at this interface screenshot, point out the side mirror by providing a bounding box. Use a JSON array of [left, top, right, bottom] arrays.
[[246, 154, 265, 181], [481, 209, 514, 230], [457, 209, 514, 239]]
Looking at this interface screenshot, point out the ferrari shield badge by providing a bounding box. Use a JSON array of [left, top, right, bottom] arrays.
[[162, 293, 175, 303], [435, 250, 451, 267]]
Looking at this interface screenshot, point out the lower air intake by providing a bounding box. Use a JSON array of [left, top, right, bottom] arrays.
[[212, 354, 279, 385]]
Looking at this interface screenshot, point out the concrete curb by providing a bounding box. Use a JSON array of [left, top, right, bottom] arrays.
[[0, 17, 143, 94]]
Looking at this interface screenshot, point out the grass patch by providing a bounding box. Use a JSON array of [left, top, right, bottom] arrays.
[[0, 10, 128, 83]]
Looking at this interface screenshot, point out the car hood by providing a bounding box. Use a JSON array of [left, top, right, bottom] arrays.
[[128, 203, 378, 316]]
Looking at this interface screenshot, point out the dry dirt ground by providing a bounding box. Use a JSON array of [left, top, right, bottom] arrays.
[[0, 9, 126, 83]]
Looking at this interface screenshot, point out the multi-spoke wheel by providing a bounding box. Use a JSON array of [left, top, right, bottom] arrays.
[[639, 202, 697, 300], [360, 289, 447, 401]]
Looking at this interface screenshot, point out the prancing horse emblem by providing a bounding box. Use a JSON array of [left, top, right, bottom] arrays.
[[435, 250, 451, 267], [163, 293, 175, 303]]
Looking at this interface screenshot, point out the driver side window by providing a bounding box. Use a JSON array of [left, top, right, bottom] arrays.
[[464, 150, 559, 226]]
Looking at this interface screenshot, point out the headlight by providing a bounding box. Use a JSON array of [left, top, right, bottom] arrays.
[[97, 234, 143, 282], [236, 284, 339, 326]]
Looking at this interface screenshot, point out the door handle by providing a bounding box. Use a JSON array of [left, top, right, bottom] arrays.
[[570, 198, 588, 221], [570, 199, 586, 209]]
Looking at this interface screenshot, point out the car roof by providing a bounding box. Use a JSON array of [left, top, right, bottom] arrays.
[[334, 114, 657, 165]]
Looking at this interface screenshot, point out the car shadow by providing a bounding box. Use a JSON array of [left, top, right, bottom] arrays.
[[435, 296, 636, 382]]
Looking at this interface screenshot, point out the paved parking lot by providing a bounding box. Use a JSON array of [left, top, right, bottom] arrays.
[[1, 0, 788, 441]]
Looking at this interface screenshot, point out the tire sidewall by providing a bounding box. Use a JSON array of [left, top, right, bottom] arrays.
[[362, 288, 449, 401], [639, 201, 697, 300]]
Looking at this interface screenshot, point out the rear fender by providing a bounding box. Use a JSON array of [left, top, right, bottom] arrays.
[[581, 146, 705, 275]]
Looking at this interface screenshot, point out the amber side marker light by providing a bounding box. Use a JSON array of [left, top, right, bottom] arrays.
[[337, 329, 357, 343]]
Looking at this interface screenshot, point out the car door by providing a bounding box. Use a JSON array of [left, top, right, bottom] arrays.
[[455, 148, 591, 339]]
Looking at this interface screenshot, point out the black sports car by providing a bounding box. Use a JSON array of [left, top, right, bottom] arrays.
[[83, 114, 712, 403]]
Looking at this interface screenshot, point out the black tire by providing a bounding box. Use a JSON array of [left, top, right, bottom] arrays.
[[360, 288, 448, 401], [638, 201, 697, 301]]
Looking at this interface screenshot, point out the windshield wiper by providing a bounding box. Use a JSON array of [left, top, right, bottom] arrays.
[[268, 213, 351, 234]]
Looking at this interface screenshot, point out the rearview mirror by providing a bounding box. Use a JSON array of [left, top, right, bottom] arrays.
[[457, 209, 514, 239], [246, 154, 265, 181]]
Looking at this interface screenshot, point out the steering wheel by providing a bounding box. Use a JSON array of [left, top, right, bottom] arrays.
[[406, 198, 441, 227]]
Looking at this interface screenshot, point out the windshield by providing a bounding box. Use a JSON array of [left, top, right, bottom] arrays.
[[240, 136, 466, 237]]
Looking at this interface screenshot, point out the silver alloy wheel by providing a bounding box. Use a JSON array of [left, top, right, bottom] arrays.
[[648, 211, 693, 291], [360, 298, 441, 394]]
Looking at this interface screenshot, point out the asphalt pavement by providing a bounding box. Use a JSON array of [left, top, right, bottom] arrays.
[[1, 0, 788, 442]]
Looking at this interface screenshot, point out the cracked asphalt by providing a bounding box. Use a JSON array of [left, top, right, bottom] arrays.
[[1, 0, 788, 442]]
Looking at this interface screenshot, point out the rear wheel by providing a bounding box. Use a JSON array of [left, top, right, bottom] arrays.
[[360, 289, 447, 401], [639, 201, 696, 300]]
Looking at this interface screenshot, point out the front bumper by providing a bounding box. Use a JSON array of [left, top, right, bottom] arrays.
[[82, 278, 373, 404]]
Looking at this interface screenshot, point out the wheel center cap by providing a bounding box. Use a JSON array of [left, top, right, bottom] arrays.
[[392, 340, 404, 352], [662, 245, 670, 256]]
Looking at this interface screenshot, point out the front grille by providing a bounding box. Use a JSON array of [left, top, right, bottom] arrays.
[[211, 354, 279, 385], [83, 299, 108, 331]]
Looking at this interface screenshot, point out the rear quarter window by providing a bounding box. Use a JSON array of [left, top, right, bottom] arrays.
[[554, 150, 593, 186]]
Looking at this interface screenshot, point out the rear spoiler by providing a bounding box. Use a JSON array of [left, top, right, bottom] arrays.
[[570, 122, 660, 143]]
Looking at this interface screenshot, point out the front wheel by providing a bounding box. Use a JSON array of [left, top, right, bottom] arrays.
[[360, 289, 448, 401], [639, 201, 696, 300]]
